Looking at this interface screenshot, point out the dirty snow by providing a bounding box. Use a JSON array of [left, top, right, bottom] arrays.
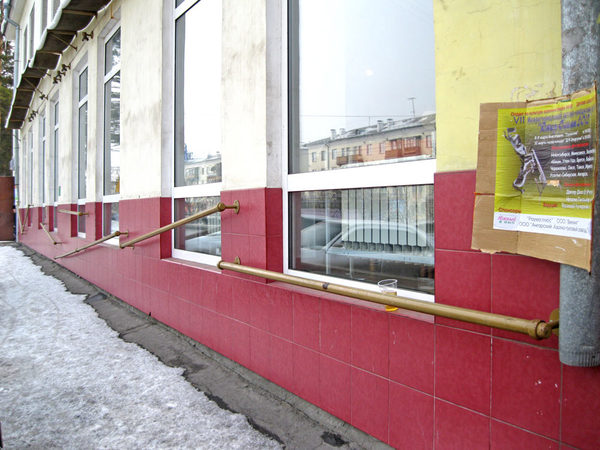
[[0, 246, 281, 449]]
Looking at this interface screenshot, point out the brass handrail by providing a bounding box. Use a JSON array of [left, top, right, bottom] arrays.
[[55, 230, 127, 259], [58, 209, 89, 216], [217, 260, 559, 340], [120, 200, 239, 249], [20, 206, 31, 234], [40, 223, 60, 245]]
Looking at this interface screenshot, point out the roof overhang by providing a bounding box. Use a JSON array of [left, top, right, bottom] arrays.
[[5, 0, 112, 129]]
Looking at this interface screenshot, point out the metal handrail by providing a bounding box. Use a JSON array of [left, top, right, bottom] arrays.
[[120, 200, 239, 249], [40, 223, 60, 245], [20, 205, 31, 234], [58, 209, 88, 216], [217, 260, 559, 340], [55, 230, 127, 259]]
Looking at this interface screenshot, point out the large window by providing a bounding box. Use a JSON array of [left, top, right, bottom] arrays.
[[52, 100, 59, 231], [77, 66, 88, 236], [173, 0, 222, 262], [28, 129, 33, 207], [288, 0, 436, 297], [39, 113, 46, 206], [102, 26, 121, 237]]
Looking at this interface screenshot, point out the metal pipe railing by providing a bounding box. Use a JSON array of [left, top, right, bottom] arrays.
[[20, 205, 31, 234], [40, 223, 59, 245], [217, 260, 559, 340], [58, 209, 88, 216], [55, 230, 127, 259], [120, 200, 239, 249]]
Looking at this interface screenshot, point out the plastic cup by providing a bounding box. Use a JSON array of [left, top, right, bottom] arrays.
[[378, 279, 399, 312]]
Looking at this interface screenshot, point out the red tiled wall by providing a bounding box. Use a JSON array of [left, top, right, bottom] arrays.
[[19, 179, 600, 449]]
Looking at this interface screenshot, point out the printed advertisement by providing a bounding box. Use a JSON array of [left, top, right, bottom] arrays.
[[493, 90, 597, 240]]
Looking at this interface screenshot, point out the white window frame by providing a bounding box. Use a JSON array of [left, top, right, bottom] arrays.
[[100, 19, 121, 244], [283, 0, 435, 302], [172, 0, 223, 265], [28, 128, 34, 207], [51, 98, 59, 232], [39, 112, 46, 208], [73, 58, 88, 238]]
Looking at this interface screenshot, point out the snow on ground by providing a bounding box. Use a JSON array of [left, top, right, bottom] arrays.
[[0, 246, 281, 449]]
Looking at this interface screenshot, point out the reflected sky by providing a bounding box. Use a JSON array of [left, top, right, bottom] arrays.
[[298, 0, 435, 143]]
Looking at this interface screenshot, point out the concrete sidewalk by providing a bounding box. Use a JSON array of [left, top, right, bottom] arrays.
[[13, 243, 389, 449]]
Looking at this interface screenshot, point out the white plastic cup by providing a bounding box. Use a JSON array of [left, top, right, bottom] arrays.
[[378, 278, 398, 294]]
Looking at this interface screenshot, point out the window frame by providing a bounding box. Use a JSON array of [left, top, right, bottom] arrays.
[[284, 0, 436, 302], [100, 20, 121, 243], [73, 59, 89, 238], [51, 98, 59, 232], [39, 112, 46, 208], [171, 0, 223, 265]]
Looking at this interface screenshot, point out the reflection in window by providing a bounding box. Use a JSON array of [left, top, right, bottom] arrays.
[[104, 29, 121, 196], [174, 0, 222, 187], [290, 186, 434, 294], [289, 0, 436, 173], [78, 204, 86, 234], [103, 202, 119, 235], [78, 68, 88, 199], [174, 196, 221, 256]]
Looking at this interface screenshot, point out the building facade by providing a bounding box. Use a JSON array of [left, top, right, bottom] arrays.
[[4, 0, 600, 448]]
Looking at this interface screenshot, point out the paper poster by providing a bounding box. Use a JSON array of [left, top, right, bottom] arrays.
[[472, 87, 598, 270]]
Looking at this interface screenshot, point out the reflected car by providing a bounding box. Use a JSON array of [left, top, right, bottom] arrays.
[[298, 221, 434, 294]]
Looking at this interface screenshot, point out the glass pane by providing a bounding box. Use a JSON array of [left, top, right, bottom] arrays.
[[78, 204, 86, 234], [174, 0, 222, 186], [290, 0, 436, 173], [104, 73, 121, 195], [78, 102, 87, 198], [289, 186, 435, 294], [105, 28, 121, 75], [174, 196, 221, 256], [52, 205, 57, 231], [79, 68, 88, 101], [103, 202, 119, 235]]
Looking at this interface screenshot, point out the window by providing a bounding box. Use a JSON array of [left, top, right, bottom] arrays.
[[288, 0, 436, 298], [41, 0, 48, 33], [28, 7, 34, 61], [28, 129, 33, 207], [39, 114, 46, 206], [52, 100, 59, 231], [77, 66, 88, 236], [52, 0, 60, 18], [173, 0, 223, 263], [22, 26, 28, 72], [102, 26, 121, 238]]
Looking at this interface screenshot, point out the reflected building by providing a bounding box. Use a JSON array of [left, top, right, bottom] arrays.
[[302, 113, 435, 172]]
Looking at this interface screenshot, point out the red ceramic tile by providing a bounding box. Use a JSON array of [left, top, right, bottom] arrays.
[[435, 399, 490, 450], [389, 382, 434, 449], [247, 188, 267, 237], [321, 299, 351, 363], [247, 235, 267, 269], [250, 283, 270, 330], [267, 286, 293, 340], [215, 282, 233, 317], [229, 190, 250, 235], [351, 367, 389, 443], [191, 269, 216, 310], [435, 249, 492, 334], [389, 315, 434, 394], [266, 235, 283, 273], [219, 190, 234, 234], [292, 345, 320, 405], [561, 365, 600, 449], [250, 327, 271, 378], [319, 355, 351, 423], [188, 303, 204, 343], [491, 254, 559, 348], [168, 296, 190, 335], [351, 306, 389, 377], [293, 292, 320, 351], [270, 336, 294, 389], [491, 339, 560, 439], [230, 319, 251, 368], [230, 277, 252, 323], [265, 188, 283, 237], [491, 420, 559, 449], [434, 170, 477, 251], [435, 326, 491, 414]]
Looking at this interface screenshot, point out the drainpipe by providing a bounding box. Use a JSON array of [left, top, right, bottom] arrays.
[[560, 0, 600, 367], [2, 0, 21, 241]]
